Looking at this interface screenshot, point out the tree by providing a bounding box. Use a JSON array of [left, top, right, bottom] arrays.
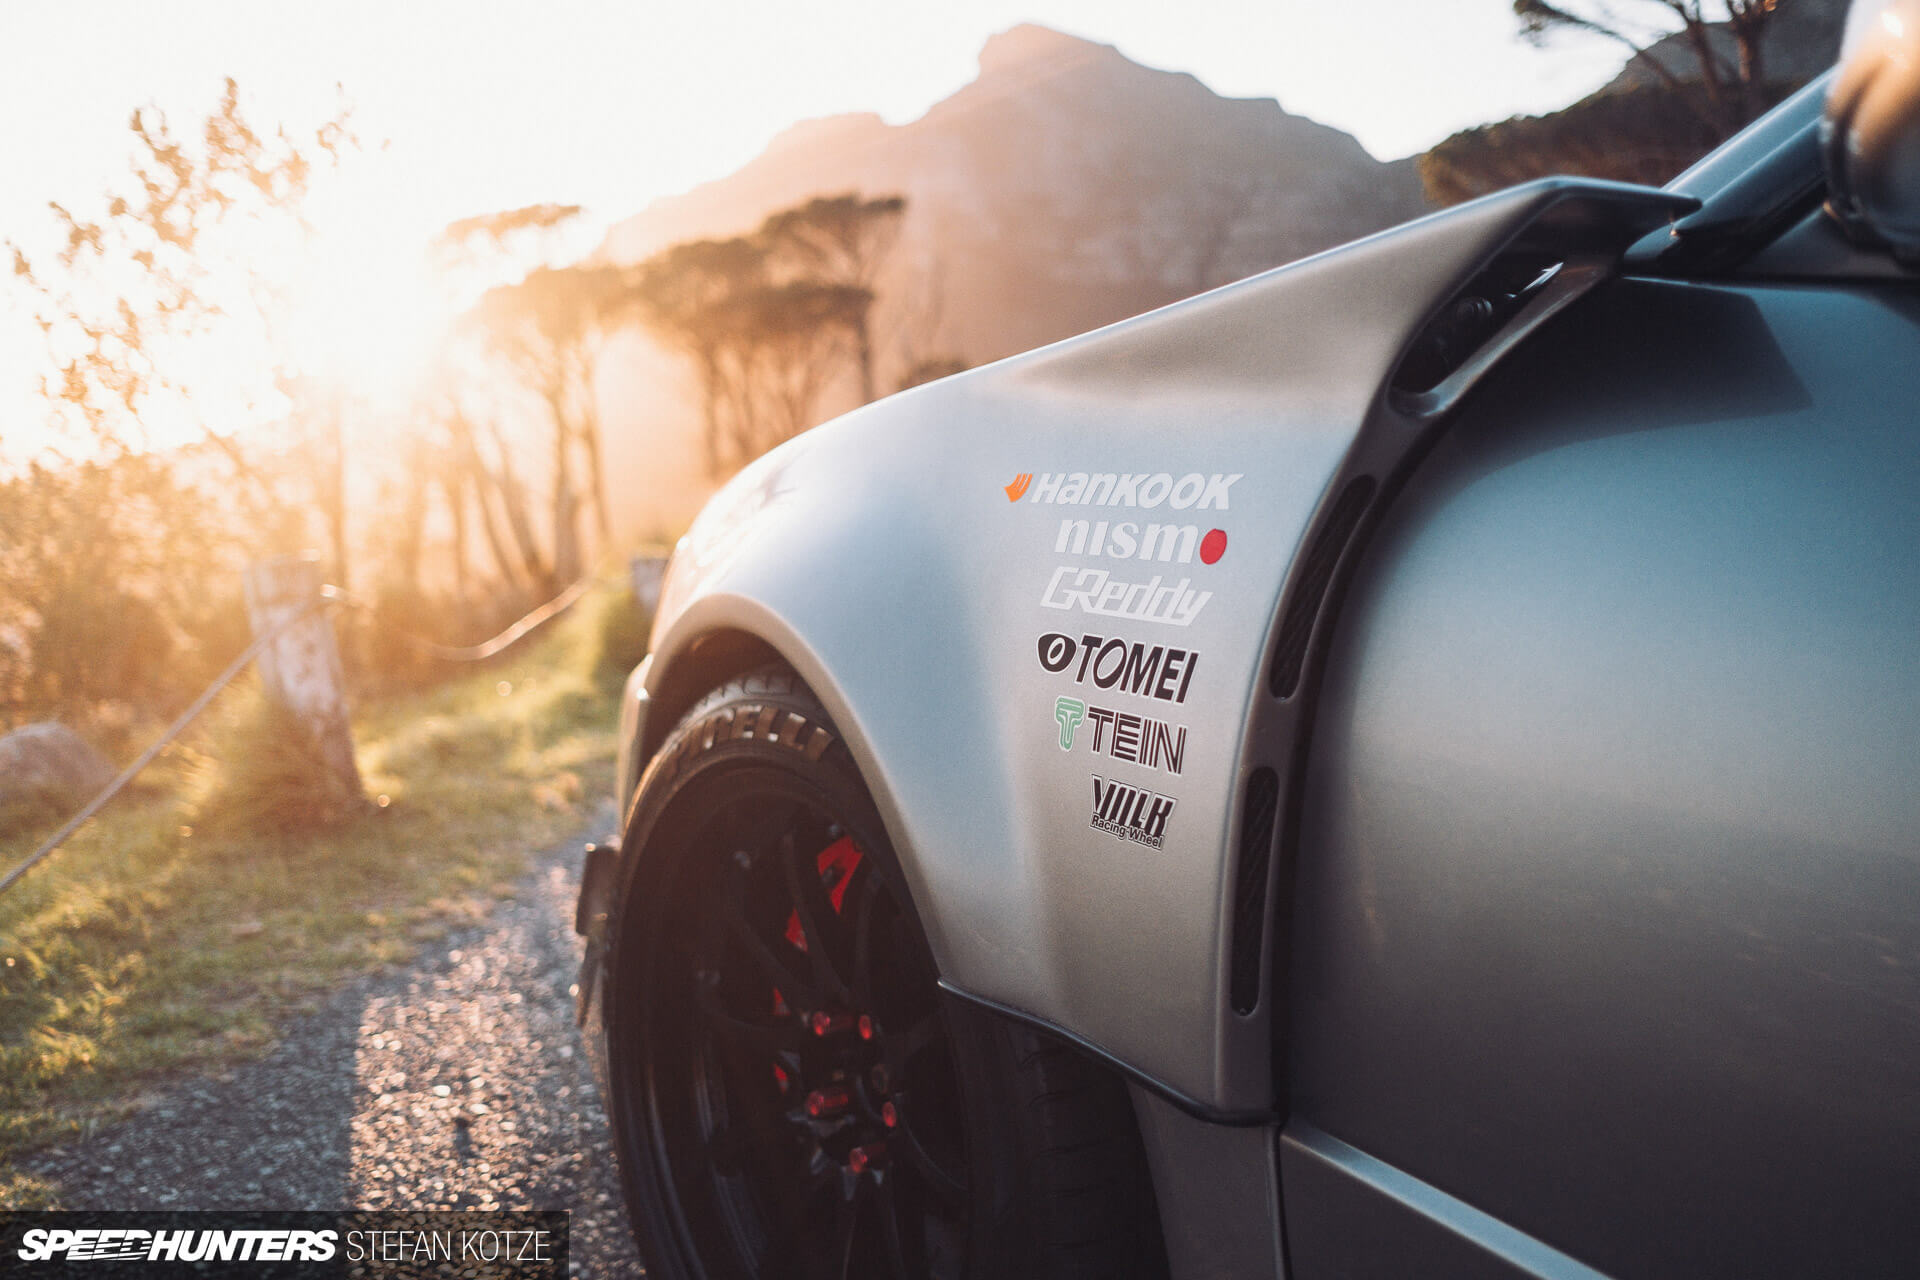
[[11, 81, 349, 480], [895, 356, 971, 393], [877, 253, 970, 394], [631, 235, 765, 478], [421, 391, 541, 600], [1423, 1, 1836, 206], [1418, 80, 1760, 204], [434, 203, 585, 259], [2, 81, 351, 720], [634, 192, 908, 477], [0, 454, 230, 724], [1514, 1, 1791, 133], [402, 203, 595, 609], [468, 263, 639, 590], [758, 194, 905, 402], [731, 280, 874, 441]]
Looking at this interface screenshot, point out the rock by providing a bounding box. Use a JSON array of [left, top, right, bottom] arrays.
[[0, 722, 115, 831]]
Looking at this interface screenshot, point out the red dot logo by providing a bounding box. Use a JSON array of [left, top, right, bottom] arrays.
[[1199, 529, 1227, 565]]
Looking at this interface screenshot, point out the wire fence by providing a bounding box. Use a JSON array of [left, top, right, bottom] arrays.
[[323, 571, 598, 662], [0, 569, 606, 898]]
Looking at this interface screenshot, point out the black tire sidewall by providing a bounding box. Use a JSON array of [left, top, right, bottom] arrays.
[[602, 669, 1161, 1280], [605, 672, 994, 1279]]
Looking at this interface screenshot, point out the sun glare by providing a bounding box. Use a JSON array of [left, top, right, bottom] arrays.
[[284, 208, 451, 401]]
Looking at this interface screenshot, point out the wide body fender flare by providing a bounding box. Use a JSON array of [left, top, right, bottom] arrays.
[[609, 177, 1695, 1119]]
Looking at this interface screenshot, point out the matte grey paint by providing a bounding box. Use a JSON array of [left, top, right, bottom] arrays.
[[1287, 276, 1920, 1276], [580, 68, 1920, 1279], [1127, 1086, 1286, 1280], [1279, 1126, 1611, 1280], [622, 179, 1686, 1116]]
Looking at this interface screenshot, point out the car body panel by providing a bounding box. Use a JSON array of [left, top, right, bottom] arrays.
[[1286, 276, 1920, 1276], [619, 180, 1690, 1116], [1279, 1124, 1610, 1280], [580, 51, 1920, 1280]]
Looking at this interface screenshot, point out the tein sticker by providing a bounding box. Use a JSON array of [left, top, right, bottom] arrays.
[[1054, 695, 1186, 774]]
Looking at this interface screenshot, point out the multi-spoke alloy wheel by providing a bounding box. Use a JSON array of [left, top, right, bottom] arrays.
[[656, 778, 966, 1277], [606, 668, 1169, 1280]]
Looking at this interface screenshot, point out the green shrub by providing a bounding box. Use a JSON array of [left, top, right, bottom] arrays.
[[588, 588, 652, 691], [187, 688, 364, 837]]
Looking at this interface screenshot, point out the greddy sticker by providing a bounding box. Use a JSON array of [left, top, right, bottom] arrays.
[[1037, 633, 1198, 703], [1041, 566, 1211, 627], [1090, 775, 1176, 849], [1054, 699, 1186, 774]]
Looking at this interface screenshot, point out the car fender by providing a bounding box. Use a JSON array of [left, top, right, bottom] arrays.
[[611, 177, 1695, 1119]]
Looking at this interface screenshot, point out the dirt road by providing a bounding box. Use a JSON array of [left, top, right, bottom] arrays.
[[24, 809, 646, 1277]]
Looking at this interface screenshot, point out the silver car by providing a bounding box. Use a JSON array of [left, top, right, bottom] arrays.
[[576, 7, 1920, 1276]]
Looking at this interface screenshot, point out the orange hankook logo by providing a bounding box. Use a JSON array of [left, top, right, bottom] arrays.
[[1004, 473, 1033, 502]]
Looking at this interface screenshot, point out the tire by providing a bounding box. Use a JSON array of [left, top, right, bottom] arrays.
[[604, 665, 1168, 1280]]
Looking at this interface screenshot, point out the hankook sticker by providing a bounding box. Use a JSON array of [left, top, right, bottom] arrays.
[[1005, 472, 1242, 510]]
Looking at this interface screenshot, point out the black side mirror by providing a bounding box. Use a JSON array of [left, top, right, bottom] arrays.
[[1825, 0, 1920, 262]]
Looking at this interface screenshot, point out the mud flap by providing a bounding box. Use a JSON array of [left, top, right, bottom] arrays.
[[575, 839, 618, 1027]]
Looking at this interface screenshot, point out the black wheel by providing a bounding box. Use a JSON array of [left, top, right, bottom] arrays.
[[605, 666, 1167, 1280]]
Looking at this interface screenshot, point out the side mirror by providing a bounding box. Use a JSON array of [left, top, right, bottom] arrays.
[[1825, 0, 1920, 262]]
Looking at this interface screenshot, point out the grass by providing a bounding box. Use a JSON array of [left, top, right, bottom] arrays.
[[0, 582, 646, 1207]]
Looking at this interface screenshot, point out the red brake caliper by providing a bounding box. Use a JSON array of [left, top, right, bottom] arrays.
[[771, 836, 863, 1094]]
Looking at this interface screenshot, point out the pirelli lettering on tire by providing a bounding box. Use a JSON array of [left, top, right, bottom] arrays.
[[1036, 633, 1198, 703], [1090, 775, 1176, 849], [656, 700, 837, 786]]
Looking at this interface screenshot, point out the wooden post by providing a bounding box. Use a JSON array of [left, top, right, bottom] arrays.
[[630, 551, 670, 615], [243, 553, 364, 805]]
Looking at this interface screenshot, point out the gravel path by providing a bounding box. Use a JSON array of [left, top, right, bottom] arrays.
[[24, 806, 646, 1277]]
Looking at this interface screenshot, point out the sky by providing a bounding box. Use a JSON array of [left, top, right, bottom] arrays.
[[0, 0, 1641, 452]]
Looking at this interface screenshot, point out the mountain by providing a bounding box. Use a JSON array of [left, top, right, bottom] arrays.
[[1600, 0, 1845, 96], [594, 24, 1429, 533], [1421, 0, 1846, 206], [603, 25, 1426, 372]]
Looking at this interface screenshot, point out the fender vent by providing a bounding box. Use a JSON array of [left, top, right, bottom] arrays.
[[1269, 476, 1375, 699], [1229, 766, 1281, 1015]]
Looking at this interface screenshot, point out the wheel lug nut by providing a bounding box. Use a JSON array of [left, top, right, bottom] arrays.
[[805, 1086, 850, 1118], [870, 1064, 889, 1093], [881, 1101, 898, 1129], [811, 1010, 854, 1037], [848, 1141, 886, 1174], [857, 1014, 876, 1041]]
